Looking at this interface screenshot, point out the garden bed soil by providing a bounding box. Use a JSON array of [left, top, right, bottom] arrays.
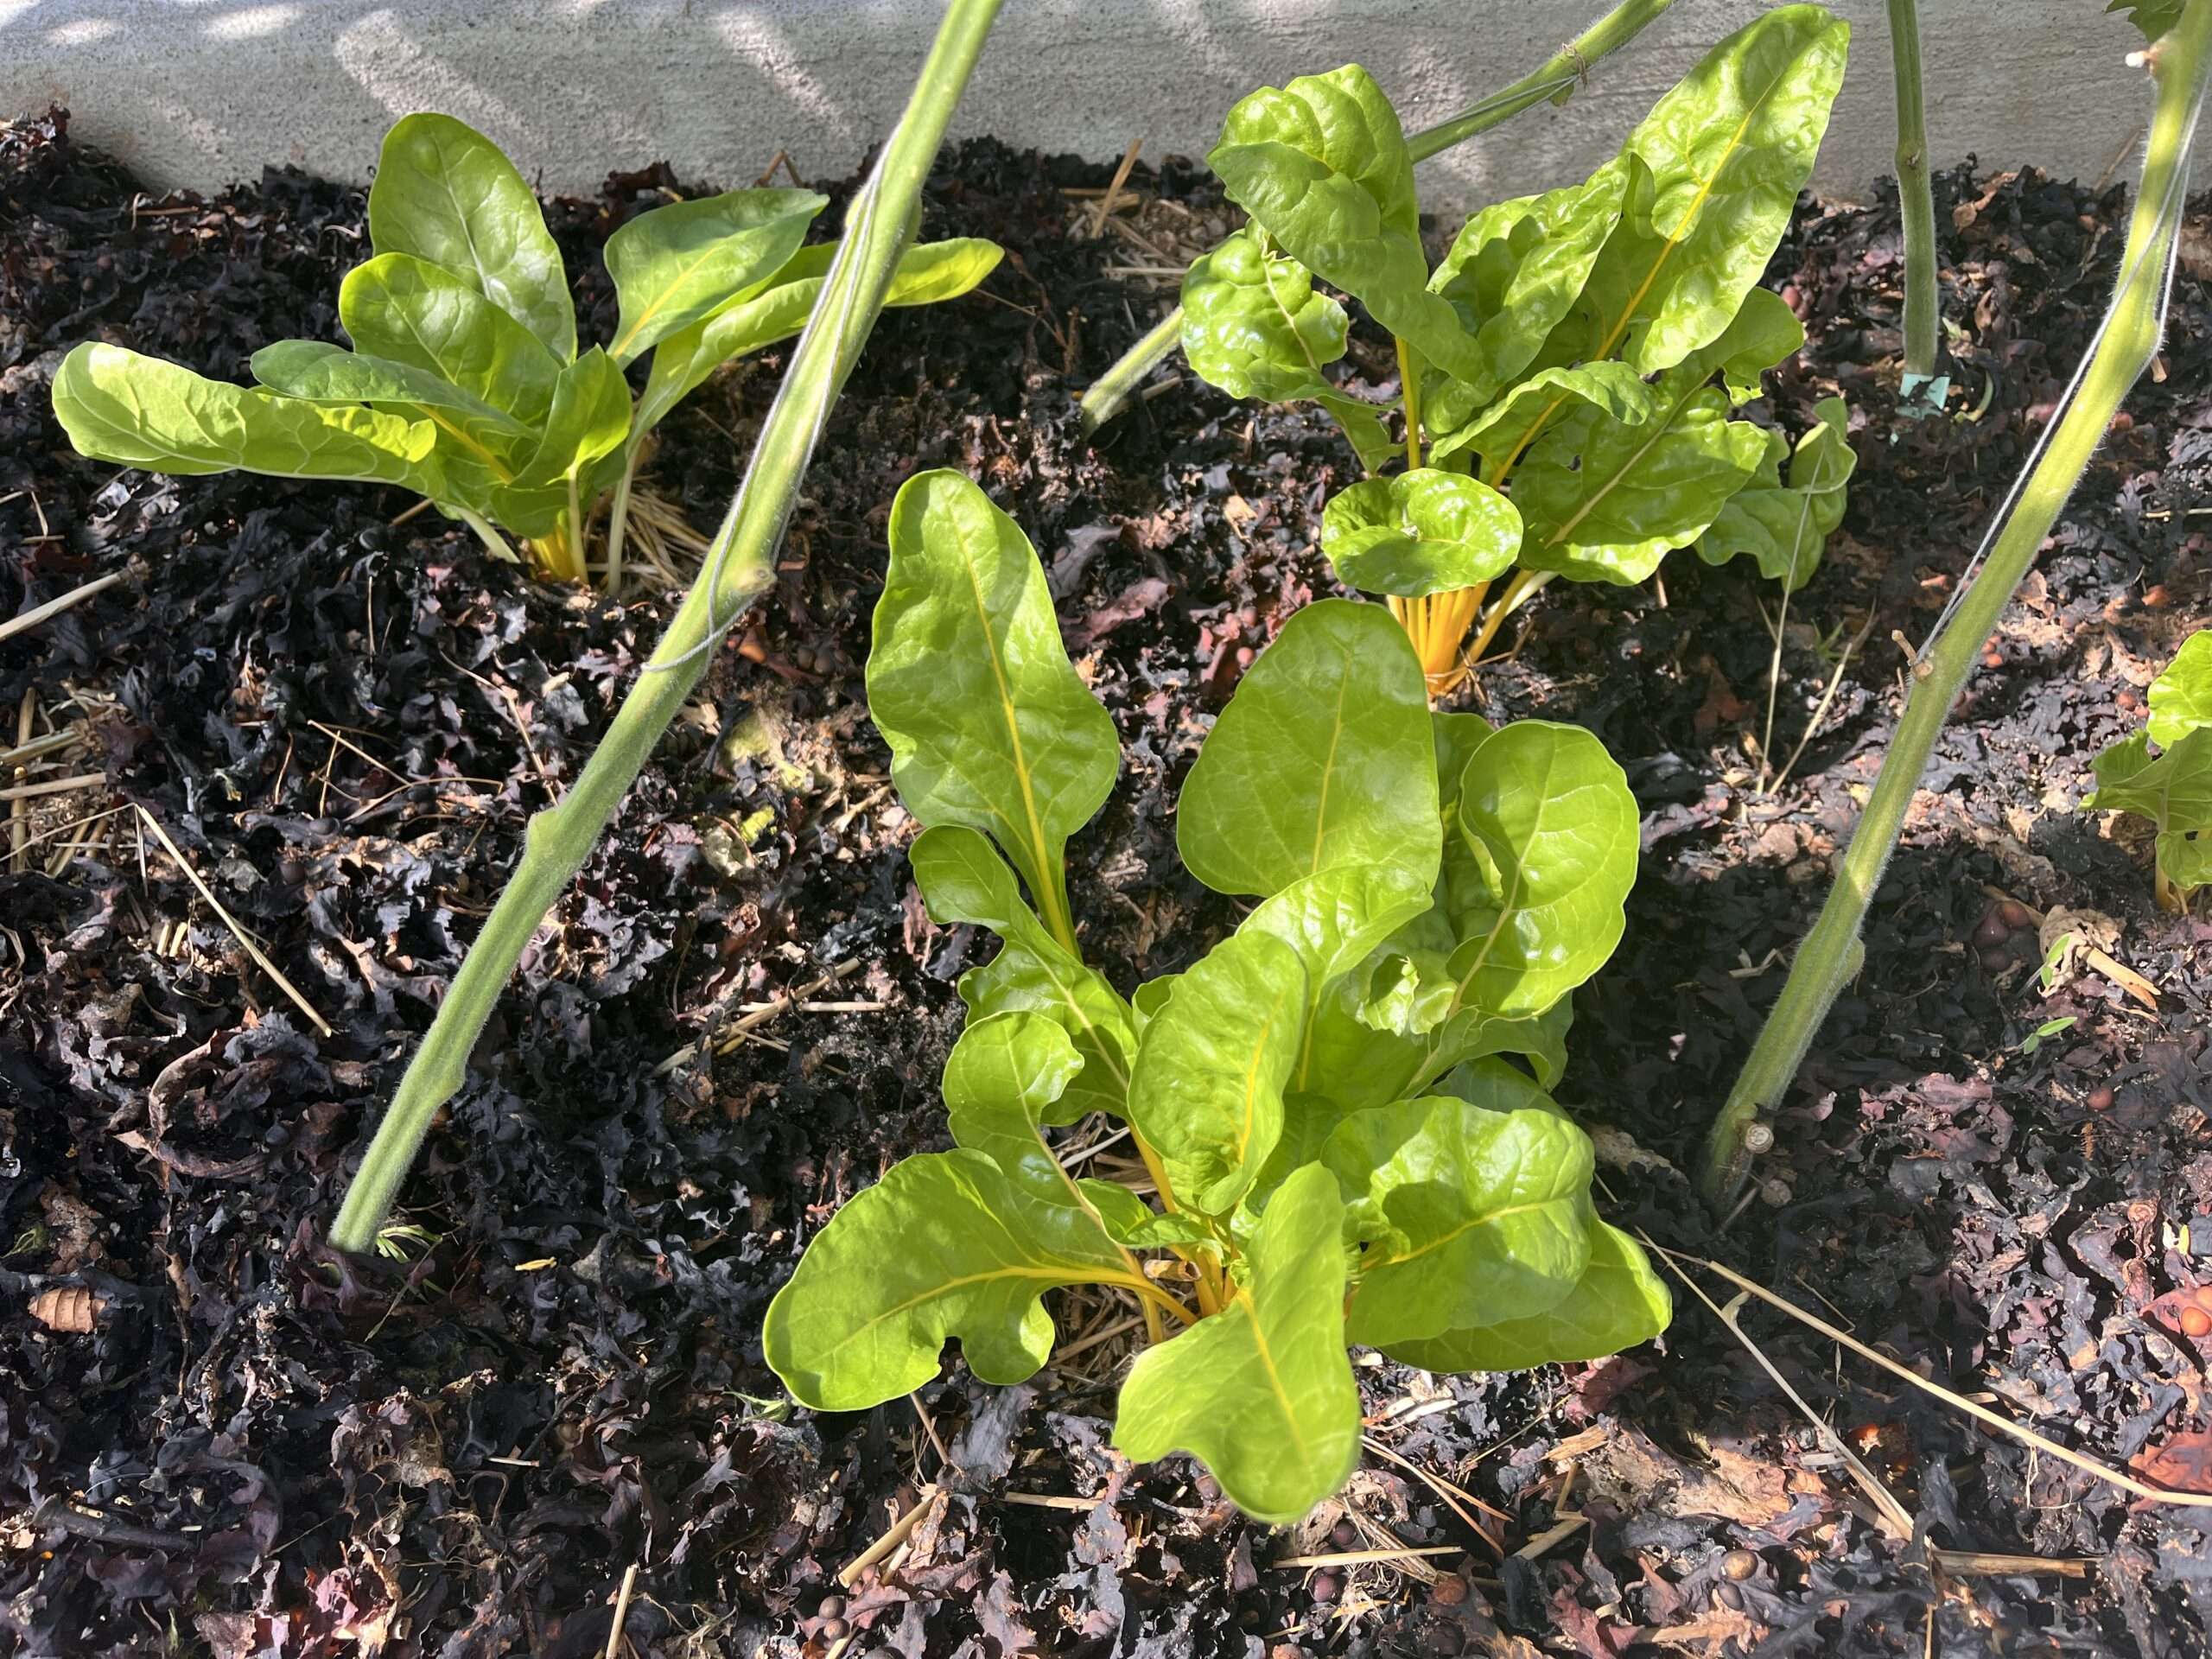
[[5, 105, 2212, 1658]]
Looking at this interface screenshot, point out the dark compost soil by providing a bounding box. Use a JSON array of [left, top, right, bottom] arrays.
[[4, 104, 2212, 1659]]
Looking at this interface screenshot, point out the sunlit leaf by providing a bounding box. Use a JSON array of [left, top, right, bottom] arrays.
[[339, 252, 563, 426], [605, 187, 826, 364], [1384, 1222, 1671, 1371], [1322, 469, 1522, 598], [1698, 394, 1854, 590]]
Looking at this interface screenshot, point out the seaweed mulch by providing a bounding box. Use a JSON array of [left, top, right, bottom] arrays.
[[4, 103, 2212, 1657]]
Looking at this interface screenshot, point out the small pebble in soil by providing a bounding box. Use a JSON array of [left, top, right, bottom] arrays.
[[1998, 899, 2036, 930], [1720, 1549, 1759, 1581], [2181, 1306, 2212, 1338], [1330, 1518, 1358, 1549], [1760, 1178, 1793, 1206], [820, 1618, 851, 1642], [1309, 1572, 1340, 1603], [1980, 945, 2012, 973], [1431, 1573, 1469, 1606], [1974, 910, 2011, 948], [2088, 1085, 2116, 1112], [1714, 1580, 1746, 1611], [817, 1596, 845, 1620]]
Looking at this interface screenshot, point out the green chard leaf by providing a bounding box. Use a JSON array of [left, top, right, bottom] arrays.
[[1125, 927, 1308, 1215], [496, 346, 632, 495], [604, 187, 828, 365], [249, 338, 535, 448], [1427, 158, 1629, 416], [2110, 2, 2185, 45], [1178, 599, 1440, 899], [762, 1149, 1137, 1411], [340, 252, 564, 427], [1428, 360, 1656, 476], [367, 112, 576, 361], [1208, 66, 1484, 384], [2087, 728, 2212, 896], [1114, 1164, 1360, 1524], [1326, 1093, 1595, 1347], [1444, 721, 1639, 1019], [632, 238, 1002, 451], [2147, 629, 2212, 747], [1699, 394, 1855, 590], [870, 470, 1119, 950], [1385, 1221, 1671, 1371], [1548, 7, 1848, 376], [1321, 469, 1522, 598], [53, 343, 439, 490], [910, 826, 1135, 1121], [1180, 227, 1350, 402]]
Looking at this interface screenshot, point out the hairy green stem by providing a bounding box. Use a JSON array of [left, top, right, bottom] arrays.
[[1699, 2, 2212, 1207], [1076, 0, 1681, 431], [1886, 0, 1941, 381], [330, 0, 1008, 1253]]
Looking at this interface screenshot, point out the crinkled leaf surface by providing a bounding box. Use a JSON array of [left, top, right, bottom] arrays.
[[2088, 728, 2212, 895], [870, 470, 1119, 940], [604, 187, 826, 364], [1321, 469, 1522, 597], [1444, 721, 1638, 1018], [1384, 1222, 1670, 1372], [1114, 1164, 1359, 1524], [1428, 361, 1656, 475], [340, 252, 563, 426], [1516, 386, 1768, 584], [367, 112, 575, 361], [941, 1010, 1086, 1208], [910, 827, 1135, 1121], [763, 1149, 1136, 1411], [633, 238, 1001, 447], [1208, 66, 1483, 384], [1699, 394, 1853, 589], [1548, 7, 1847, 375], [1427, 159, 1627, 414], [2148, 630, 2212, 747], [1180, 228, 1349, 402], [54, 343, 439, 490], [1178, 600, 1438, 899], [1127, 927, 1307, 1215], [1328, 1094, 1594, 1347]]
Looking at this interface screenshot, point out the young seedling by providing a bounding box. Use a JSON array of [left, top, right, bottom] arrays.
[[1700, 0, 2212, 1204], [762, 469, 1668, 1522], [1175, 7, 1852, 694], [2086, 629, 2212, 910], [51, 115, 1000, 588]]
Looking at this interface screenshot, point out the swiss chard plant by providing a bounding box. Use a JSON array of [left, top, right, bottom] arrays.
[[51, 113, 1001, 586], [762, 468, 1669, 1522], [1177, 5, 1851, 694], [2087, 629, 2212, 910]]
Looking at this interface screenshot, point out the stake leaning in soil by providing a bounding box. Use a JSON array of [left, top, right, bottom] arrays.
[[1698, 2, 2212, 1205], [1076, 0, 1681, 431], [328, 0, 1008, 1254]]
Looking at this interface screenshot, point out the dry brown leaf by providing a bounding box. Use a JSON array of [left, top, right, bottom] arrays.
[[28, 1285, 99, 1332]]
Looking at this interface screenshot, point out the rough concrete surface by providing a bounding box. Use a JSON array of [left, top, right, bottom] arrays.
[[0, 2, 2182, 213]]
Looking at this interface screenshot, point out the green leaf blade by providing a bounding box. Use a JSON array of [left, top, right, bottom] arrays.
[[368, 112, 576, 361], [1178, 599, 1440, 899], [340, 252, 564, 426], [1180, 227, 1349, 402], [605, 188, 828, 365], [1384, 1221, 1671, 1371], [2147, 630, 2212, 747], [1322, 469, 1522, 598], [1114, 1163, 1360, 1524]]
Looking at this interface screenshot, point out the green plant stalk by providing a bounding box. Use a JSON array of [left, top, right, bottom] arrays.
[[1698, 0, 2212, 1207], [330, 0, 1007, 1254], [1077, 0, 1681, 431], [1886, 0, 1941, 380]]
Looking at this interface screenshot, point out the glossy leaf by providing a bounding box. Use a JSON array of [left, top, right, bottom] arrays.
[[1427, 159, 1628, 413], [1114, 1164, 1359, 1524], [250, 339, 534, 444], [1385, 1222, 1671, 1371], [1178, 600, 1439, 899], [1126, 928, 1308, 1215], [1427, 361, 1656, 474], [2147, 629, 2212, 747], [339, 252, 563, 426], [605, 187, 827, 365], [762, 1150, 1135, 1411], [941, 1010, 1085, 1207], [53, 343, 438, 490], [498, 347, 632, 494], [910, 826, 1135, 1121], [1321, 470, 1522, 598], [632, 238, 1002, 449], [1083, 1179, 1216, 1249], [1549, 8, 1848, 375], [1699, 395, 1854, 590], [1180, 228, 1349, 402], [1246, 865, 1436, 995], [1515, 386, 1769, 584], [871, 471, 1120, 944], [367, 112, 575, 360], [1327, 1094, 1594, 1346], [1208, 66, 1484, 384], [2088, 728, 2212, 895], [1444, 721, 1639, 1019]]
